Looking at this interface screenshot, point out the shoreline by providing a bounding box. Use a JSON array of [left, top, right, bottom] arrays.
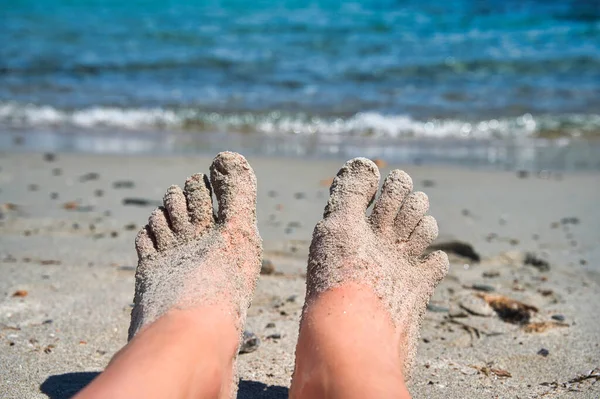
[[0, 151, 599, 398], [2, 130, 600, 172]]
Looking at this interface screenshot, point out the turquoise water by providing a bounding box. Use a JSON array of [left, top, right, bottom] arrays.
[[1, 0, 600, 142]]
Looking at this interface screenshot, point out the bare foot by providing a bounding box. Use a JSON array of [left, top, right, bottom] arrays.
[[129, 152, 262, 393], [296, 158, 448, 385]]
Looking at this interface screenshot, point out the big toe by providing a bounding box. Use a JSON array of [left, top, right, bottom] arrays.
[[210, 152, 258, 227], [323, 158, 380, 218]]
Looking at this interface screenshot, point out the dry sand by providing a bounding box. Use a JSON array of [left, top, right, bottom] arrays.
[[0, 151, 599, 398]]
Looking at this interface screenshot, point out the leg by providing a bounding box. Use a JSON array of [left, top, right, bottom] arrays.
[[290, 159, 449, 398], [76, 152, 262, 399]]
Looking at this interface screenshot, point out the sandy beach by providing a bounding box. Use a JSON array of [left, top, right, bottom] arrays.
[[1, 151, 599, 398]]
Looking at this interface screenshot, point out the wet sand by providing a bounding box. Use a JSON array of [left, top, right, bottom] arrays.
[[1, 152, 599, 398]]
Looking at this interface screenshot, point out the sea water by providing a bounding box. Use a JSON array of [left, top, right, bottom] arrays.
[[1, 0, 599, 169]]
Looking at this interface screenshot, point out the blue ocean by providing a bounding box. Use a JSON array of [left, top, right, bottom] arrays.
[[1, 0, 599, 167]]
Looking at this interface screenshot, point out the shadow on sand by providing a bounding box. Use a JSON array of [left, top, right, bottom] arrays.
[[41, 372, 289, 399]]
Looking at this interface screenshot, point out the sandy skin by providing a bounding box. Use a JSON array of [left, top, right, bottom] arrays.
[[290, 158, 448, 397], [70, 153, 448, 398]]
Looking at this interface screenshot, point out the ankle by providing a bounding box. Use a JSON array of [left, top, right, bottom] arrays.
[[291, 284, 410, 398]]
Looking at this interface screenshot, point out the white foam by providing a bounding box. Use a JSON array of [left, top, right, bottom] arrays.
[[0, 101, 598, 140]]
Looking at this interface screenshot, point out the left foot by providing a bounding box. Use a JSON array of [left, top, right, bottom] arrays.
[[129, 152, 262, 395], [294, 158, 448, 386]]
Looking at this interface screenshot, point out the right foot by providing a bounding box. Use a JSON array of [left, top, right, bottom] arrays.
[[129, 152, 262, 395], [294, 158, 448, 391]]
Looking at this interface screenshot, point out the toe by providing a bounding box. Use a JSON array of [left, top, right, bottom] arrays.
[[148, 207, 177, 251], [370, 170, 413, 231], [395, 191, 429, 240], [323, 158, 380, 218], [135, 226, 156, 258], [419, 250, 449, 284], [209, 152, 257, 227], [163, 185, 194, 239], [184, 173, 214, 234], [405, 215, 438, 256]]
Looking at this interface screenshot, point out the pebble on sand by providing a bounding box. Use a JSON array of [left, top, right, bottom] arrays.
[[239, 331, 260, 354], [459, 295, 495, 317], [260, 259, 275, 275], [12, 290, 28, 297], [113, 180, 135, 189], [373, 159, 387, 169], [524, 252, 550, 272]]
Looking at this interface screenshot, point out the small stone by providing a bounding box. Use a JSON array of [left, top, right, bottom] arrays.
[[239, 330, 260, 354], [580, 259, 587, 265], [293, 192, 305, 200], [94, 189, 104, 197], [448, 304, 468, 318], [509, 238, 519, 246], [260, 259, 275, 275], [286, 295, 297, 303], [561, 217, 580, 225], [265, 322, 276, 328], [537, 348, 549, 357], [44, 153, 57, 162], [482, 271, 500, 278], [122, 198, 162, 207], [426, 303, 449, 313], [422, 179, 435, 188], [267, 190, 278, 198], [461, 209, 470, 216], [551, 314, 565, 322], [110, 231, 119, 238], [63, 201, 79, 210], [266, 333, 281, 340], [124, 223, 137, 230], [459, 295, 495, 317], [50, 192, 59, 200], [79, 172, 100, 182], [524, 253, 550, 272], [470, 284, 495, 292], [373, 158, 387, 169], [12, 290, 28, 297], [40, 260, 61, 265], [517, 170, 529, 178], [44, 344, 55, 354], [113, 180, 135, 189]]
